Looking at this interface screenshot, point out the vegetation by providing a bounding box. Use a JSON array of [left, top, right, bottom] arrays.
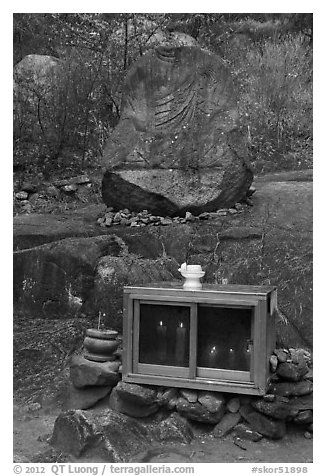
[[13, 13, 313, 179]]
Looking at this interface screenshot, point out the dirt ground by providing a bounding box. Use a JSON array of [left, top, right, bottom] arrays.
[[13, 402, 313, 464]]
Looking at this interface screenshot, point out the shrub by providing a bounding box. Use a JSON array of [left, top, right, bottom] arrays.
[[223, 34, 312, 172]]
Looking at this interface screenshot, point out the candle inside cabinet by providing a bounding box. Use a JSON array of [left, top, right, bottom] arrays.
[[175, 322, 187, 365], [157, 320, 167, 362], [207, 345, 219, 367]]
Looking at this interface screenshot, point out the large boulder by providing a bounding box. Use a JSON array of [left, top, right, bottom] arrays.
[[13, 235, 125, 319], [102, 46, 253, 216], [13, 231, 179, 324], [50, 408, 151, 461]]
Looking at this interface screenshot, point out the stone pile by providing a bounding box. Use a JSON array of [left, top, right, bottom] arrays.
[[63, 346, 312, 442], [97, 201, 252, 229], [14, 175, 93, 214], [49, 345, 313, 460]]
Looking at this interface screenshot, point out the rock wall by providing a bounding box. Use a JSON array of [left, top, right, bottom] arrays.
[[50, 346, 313, 461]]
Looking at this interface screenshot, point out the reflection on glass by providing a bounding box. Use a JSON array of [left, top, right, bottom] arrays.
[[198, 305, 252, 371], [139, 304, 190, 366]]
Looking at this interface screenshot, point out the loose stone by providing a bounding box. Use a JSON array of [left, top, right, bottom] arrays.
[[276, 361, 309, 382], [226, 397, 241, 413], [213, 412, 241, 438], [179, 389, 198, 403], [274, 349, 288, 363], [15, 191, 29, 200], [270, 355, 278, 372], [233, 423, 263, 442]]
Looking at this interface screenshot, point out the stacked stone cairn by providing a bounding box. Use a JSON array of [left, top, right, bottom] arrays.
[[65, 346, 312, 445]]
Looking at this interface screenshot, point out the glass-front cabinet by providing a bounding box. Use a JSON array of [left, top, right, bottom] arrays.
[[123, 284, 277, 395]]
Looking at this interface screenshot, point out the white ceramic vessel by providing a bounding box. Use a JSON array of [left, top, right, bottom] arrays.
[[178, 263, 205, 290]]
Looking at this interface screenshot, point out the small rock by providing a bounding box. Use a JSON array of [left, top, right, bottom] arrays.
[[62, 184, 78, 194], [21, 182, 37, 193], [233, 423, 263, 442], [153, 413, 193, 444], [44, 185, 60, 198], [233, 437, 247, 450], [104, 217, 113, 226], [304, 368, 313, 381], [215, 209, 228, 216], [115, 381, 158, 406], [270, 355, 278, 372], [21, 202, 33, 214], [239, 405, 286, 439], [293, 410, 313, 425], [15, 191, 29, 200], [160, 218, 172, 226], [157, 388, 179, 406], [109, 387, 159, 418], [274, 349, 288, 363], [251, 397, 298, 420], [288, 394, 313, 412], [198, 391, 225, 413], [179, 389, 198, 403], [263, 394, 276, 402], [213, 412, 241, 438], [74, 175, 91, 185], [268, 380, 313, 397], [176, 397, 225, 424], [27, 402, 42, 412], [289, 348, 308, 366], [120, 218, 130, 226], [276, 361, 309, 382], [166, 397, 179, 410], [226, 397, 240, 413], [37, 433, 51, 443]]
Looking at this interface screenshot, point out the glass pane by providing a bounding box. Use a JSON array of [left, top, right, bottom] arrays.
[[197, 305, 252, 371], [139, 303, 190, 367]]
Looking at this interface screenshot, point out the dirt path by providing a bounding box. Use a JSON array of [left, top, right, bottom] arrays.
[[13, 403, 312, 464]]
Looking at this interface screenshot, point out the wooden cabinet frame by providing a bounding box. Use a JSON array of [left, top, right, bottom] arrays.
[[123, 283, 276, 396]]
